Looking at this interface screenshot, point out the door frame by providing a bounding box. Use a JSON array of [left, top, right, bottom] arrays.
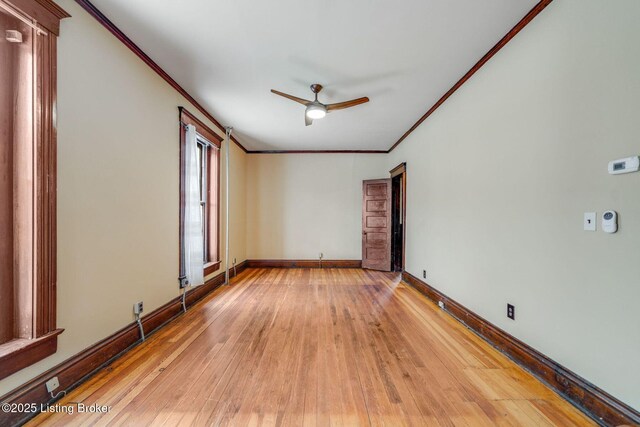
[[390, 162, 407, 272]]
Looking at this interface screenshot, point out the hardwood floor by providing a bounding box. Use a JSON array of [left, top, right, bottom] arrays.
[[28, 268, 594, 426]]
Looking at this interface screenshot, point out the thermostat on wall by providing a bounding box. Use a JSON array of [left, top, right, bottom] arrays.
[[608, 156, 639, 175], [602, 210, 618, 233]]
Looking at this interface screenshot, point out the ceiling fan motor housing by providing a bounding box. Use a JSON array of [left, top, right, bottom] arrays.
[[310, 84, 323, 94]]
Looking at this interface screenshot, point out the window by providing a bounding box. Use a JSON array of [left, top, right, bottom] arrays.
[[0, 0, 68, 380], [196, 135, 218, 264], [179, 107, 222, 284]]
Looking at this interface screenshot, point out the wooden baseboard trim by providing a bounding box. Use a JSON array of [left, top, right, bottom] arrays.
[[0, 260, 248, 427], [401, 271, 640, 426], [246, 259, 362, 269]]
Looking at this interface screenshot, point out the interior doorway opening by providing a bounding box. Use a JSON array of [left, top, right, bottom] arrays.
[[390, 163, 406, 272]]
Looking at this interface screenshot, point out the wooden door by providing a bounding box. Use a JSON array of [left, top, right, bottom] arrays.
[[362, 179, 392, 271]]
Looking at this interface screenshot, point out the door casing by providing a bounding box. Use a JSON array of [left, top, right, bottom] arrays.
[[390, 163, 407, 272]]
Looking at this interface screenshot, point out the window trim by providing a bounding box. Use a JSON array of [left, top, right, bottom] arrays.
[[0, 0, 69, 381], [178, 107, 222, 283]]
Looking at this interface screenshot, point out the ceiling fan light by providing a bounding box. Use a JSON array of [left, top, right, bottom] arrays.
[[306, 104, 327, 119]]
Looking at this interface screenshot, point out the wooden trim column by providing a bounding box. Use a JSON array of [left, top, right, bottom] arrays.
[[0, 0, 69, 381]]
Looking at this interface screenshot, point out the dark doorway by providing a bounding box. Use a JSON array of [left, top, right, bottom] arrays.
[[390, 163, 406, 272]]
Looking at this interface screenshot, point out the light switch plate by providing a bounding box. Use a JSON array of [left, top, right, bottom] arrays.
[[584, 212, 596, 231]]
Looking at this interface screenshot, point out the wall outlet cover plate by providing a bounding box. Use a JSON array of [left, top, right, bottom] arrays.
[[45, 376, 60, 392]]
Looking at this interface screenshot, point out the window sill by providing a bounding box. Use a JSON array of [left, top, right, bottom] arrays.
[[0, 329, 64, 380], [204, 261, 221, 276]]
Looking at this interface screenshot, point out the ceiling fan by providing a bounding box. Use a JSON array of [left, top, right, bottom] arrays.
[[271, 84, 369, 126]]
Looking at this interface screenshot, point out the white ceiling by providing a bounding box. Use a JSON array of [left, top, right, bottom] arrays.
[[91, 0, 537, 151]]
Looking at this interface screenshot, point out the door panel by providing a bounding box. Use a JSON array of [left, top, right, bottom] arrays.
[[366, 216, 388, 228], [365, 247, 387, 260], [366, 200, 387, 211], [362, 179, 391, 271], [366, 183, 387, 196], [366, 232, 386, 243]]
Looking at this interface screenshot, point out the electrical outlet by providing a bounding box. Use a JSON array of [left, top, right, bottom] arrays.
[[422, 270, 426, 279], [507, 304, 515, 320], [45, 376, 60, 393], [438, 301, 445, 310], [133, 301, 143, 315], [233, 258, 236, 264], [319, 252, 323, 259]]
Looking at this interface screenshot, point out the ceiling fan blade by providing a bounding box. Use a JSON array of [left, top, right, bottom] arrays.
[[326, 97, 370, 112], [271, 89, 311, 106], [305, 114, 313, 126]]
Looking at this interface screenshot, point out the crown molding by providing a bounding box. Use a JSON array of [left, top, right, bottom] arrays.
[[246, 150, 387, 154], [387, 0, 553, 152], [73, 0, 248, 153], [73, 0, 552, 154]]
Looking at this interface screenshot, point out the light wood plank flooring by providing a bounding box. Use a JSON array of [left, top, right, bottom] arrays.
[[29, 268, 593, 426]]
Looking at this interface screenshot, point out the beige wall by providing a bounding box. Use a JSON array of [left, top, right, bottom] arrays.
[[246, 154, 384, 260], [0, 0, 246, 394], [2, 0, 638, 414], [384, 0, 640, 409]]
